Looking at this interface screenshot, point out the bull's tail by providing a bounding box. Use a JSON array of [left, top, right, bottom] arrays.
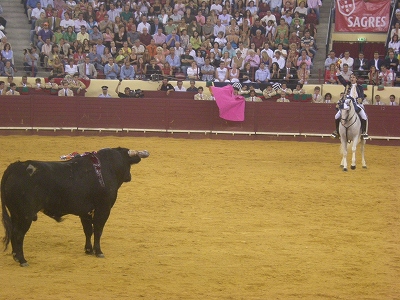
[[1, 167, 12, 251]]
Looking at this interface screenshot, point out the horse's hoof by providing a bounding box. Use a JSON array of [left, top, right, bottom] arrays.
[[343, 168, 348, 172], [96, 253, 105, 258], [351, 165, 356, 170], [20, 262, 29, 267], [362, 166, 367, 169]]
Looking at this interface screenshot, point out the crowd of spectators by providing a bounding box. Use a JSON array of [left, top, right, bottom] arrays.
[[17, 0, 323, 87], [324, 4, 400, 87]]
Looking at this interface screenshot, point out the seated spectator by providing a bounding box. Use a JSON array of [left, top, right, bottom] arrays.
[[186, 61, 200, 81], [180, 48, 194, 77], [255, 62, 270, 84], [240, 62, 254, 83], [278, 81, 293, 95], [4, 61, 14, 77], [60, 12, 75, 31], [229, 65, 240, 82], [272, 51, 286, 70], [368, 65, 379, 85], [186, 81, 198, 93], [194, 86, 211, 100], [294, 1, 307, 19], [311, 86, 323, 103], [201, 58, 215, 81], [339, 50, 354, 71], [246, 89, 262, 102], [162, 62, 173, 79], [374, 94, 385, 105], [153, 28, 167, 47], [6, 83, 19, 95], [384, 50, 399, 72], [58, 80, 74, 97], [262, 84, 277, 99], [389, 94, 398, 106], [157, 78, 175, 95], [296, 49, 312, 70], [324, 50, 338, 70], [338, 63, 353, 81], [214, 61, 230, 82], [388, 34, 400, 55], [325, 63, 338, 84], [307, 0, 322, 23], [132, 39, 145, 57], [353, 52, 369, 78], [369, 51, 384, 71], [139, 27, 151, 46], [44, 76, 59, 90], [70, 73, 87, 92], [174, 80, 186, 92], [79, 55, 97, 79], [165, 47, 181, 74], [104, 57, 120, 79], [324, 93, 333, 103], [244, 49, 260, 68], [135, 57, 147, 79], [270, 62, 283, 82], [292, 83, 305, 94], [300, 30, 315, 57], [277, 91, 290, 102], [23, 47, 39, 77], [379, 65, 394, 86], [120, 59, 135, 80], [144, 58, 162, 79], [51, 56, 65, 78]]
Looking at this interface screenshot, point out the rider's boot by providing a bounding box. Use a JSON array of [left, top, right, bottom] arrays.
[[331, 118, 340, 139], [361, 119, 368, 139]]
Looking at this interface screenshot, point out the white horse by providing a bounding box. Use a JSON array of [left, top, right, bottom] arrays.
[[339, 97, 367, 171]]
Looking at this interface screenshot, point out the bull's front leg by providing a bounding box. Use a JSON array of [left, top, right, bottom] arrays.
[[92, 209, 111, 258], [80, 214, 94, 254]]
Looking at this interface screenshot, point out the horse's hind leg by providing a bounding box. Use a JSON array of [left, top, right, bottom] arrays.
[[360, 140, 367, 168]]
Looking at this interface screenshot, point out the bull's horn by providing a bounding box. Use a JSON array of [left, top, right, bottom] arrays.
[[128, 150, 150, 158]]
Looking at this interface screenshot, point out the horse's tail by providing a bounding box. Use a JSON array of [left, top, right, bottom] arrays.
[[1, 167, 12, 251]]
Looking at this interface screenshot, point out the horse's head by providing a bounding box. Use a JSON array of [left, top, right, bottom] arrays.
[[341, 96, 355, 123]]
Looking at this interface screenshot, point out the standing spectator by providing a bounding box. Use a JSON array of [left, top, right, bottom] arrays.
[[99, 85, 112, 97]]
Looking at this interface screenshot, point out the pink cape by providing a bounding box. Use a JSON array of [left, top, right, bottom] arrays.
[[211, 85, 246, 121]]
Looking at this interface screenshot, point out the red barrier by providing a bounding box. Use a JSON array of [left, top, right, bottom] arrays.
[[0, 95, 399, 143]]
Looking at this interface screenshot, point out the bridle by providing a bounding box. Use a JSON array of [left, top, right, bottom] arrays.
[[341, 99, 359, 143]]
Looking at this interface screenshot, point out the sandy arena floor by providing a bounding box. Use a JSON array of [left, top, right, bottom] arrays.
[[0, 136, 399, 300]]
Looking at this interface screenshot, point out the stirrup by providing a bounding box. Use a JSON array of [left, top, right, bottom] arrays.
[[331, 131, 339, 139]]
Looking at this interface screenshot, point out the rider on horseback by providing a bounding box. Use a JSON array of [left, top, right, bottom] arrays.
[[331, 73, 369, 140]]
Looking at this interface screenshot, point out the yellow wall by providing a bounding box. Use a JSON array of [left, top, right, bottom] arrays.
[[0, 76, 397, 104], [331, 33, 387, 43]]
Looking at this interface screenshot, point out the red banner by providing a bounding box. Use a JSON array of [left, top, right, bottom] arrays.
[[335, 0, 391, 33]]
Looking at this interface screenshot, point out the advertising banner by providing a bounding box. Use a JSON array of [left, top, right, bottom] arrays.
[[335, 0, 391, 32]]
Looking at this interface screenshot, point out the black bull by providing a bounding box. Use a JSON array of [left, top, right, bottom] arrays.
[[1, 147, 149, 266]]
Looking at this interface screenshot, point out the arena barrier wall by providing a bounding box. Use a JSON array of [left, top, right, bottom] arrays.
[[0, 94, 398, 145]]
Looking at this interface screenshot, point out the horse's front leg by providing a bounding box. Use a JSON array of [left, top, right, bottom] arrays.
[[351, 139, 358, 170], [341, 139, 348, 171]]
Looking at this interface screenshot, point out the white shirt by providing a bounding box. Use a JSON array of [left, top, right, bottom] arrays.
[[174, 86, 186, 92], [137, 22, 151, 34]]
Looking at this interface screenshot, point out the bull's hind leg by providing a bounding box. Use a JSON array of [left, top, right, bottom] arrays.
[[80, 215, 94, 255], [11, 216, 32, 267]]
